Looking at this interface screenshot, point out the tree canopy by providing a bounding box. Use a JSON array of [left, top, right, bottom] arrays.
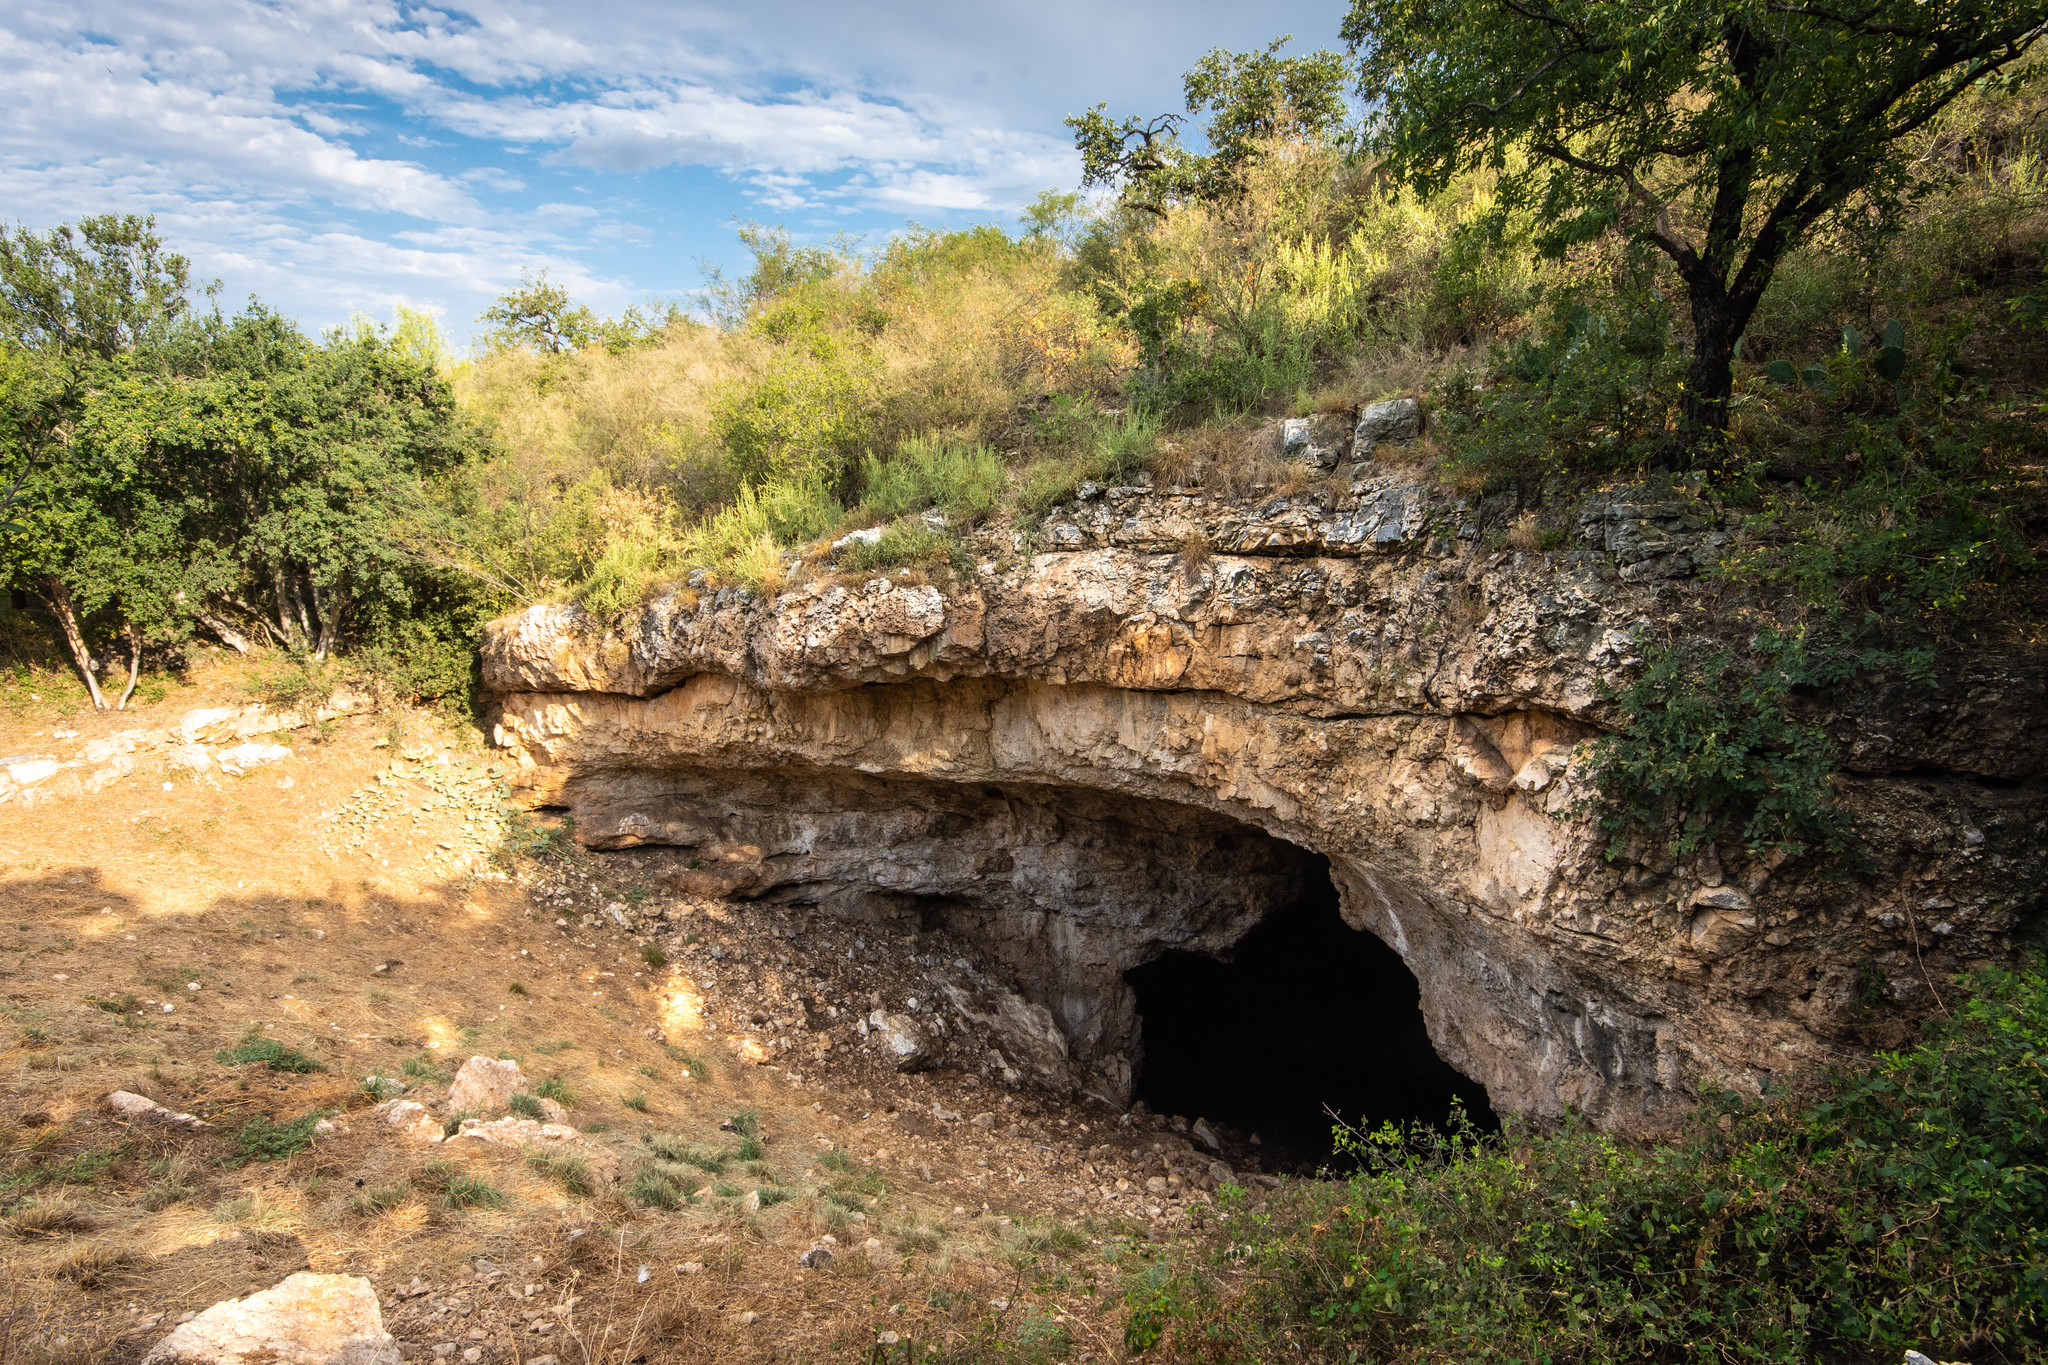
[[0, 217, 484, 708], [1068, 36, 1351, 213], [1343, 0, 2048, 448]]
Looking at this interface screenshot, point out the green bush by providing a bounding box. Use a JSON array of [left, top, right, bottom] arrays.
[[1018, 406, 1159, 512], [443, 1173, 506, 1210], [1585, 633, 1862, 863], [839, 522, 958, 573], [856, 436, 1005, 525], [1137, 961, 2048, 1362], [526, 1150, 594, 1197], [711, 312, 880, 488]]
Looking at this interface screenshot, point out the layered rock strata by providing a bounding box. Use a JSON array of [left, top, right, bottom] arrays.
[[483, 474, 2046, 1130]]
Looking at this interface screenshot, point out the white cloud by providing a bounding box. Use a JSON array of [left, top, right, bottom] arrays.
[[2, 0, 1344, 334]]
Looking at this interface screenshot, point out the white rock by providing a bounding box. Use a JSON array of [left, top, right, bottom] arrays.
[[830, 527, 886, 553], [215, 742, 291, 776], [178, 707, 242, 741], [141, 1272, 400, 1364], [1191, 1117, 1223, 1152], [166, 744, 214, 775], [867, 1010, 935, 1072], [446, 1056, 526, 1114], [1352, 397, 1422, 458], [105, 1090, 210, 1130], [84, 757, 135, 793], [369, 1099, 442, 1144], [5, 758, 58, 787]]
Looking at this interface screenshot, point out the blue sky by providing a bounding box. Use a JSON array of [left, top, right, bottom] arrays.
[[4, 1, 1351, 347]]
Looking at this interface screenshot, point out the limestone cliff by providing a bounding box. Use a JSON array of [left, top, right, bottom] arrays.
[[481, 471, 2047, 1130]]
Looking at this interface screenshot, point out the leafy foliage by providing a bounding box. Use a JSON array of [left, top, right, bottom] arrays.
[[1069, 37, 1350, 213], [1346, 0, 2048, 442], [1585, 634, 1865, 862]]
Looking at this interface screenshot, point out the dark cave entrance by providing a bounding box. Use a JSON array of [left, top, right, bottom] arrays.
[[1126, 856, 1498, 1170]]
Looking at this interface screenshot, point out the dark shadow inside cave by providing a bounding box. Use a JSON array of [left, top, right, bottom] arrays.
[[1126, 855, 1498, 1170]]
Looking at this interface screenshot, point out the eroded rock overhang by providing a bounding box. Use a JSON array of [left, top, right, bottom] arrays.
[[483, 480, 2048, 1131]]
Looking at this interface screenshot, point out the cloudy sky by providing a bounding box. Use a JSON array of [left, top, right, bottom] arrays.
[[3, 1, 1351, 345]]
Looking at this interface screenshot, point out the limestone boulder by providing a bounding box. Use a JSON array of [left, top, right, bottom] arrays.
[[445, 1055, 526, 1114], [866, 1010, 936, 1072], [1279, 415, 1346, 469], [367, 1098, 442, 1144], [105, 1090, 209, 1130], [141, 1272, 399, 1364], [1352, 397, 1421, 456]]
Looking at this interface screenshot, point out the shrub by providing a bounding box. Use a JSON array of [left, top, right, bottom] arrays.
[[1584, 632, 1863, 863], [838, 522, 957, 573], [347, 1183, 409, 1216], [856, 436, 1005, 525], [526, 1150, 594, 1197], [648, 1135, 727, 1173], [626, 1161, 695, 1210]]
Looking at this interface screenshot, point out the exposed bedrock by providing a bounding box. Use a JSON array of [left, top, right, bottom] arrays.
[[483, 479, 2048, 1130]]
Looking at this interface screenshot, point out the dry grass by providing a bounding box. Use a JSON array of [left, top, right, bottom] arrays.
[[1506, 509, 1542, 553]]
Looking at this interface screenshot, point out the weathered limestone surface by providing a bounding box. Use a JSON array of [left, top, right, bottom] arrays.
[[484, 477, 2047, 1130]]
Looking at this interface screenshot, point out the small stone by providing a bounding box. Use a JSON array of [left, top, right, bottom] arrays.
[[797, 1247, 833, 1268], [675, 1262, 703, 1275], [735, 1311, 760, 1327]]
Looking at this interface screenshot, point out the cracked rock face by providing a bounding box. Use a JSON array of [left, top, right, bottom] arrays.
[[483, 479, 2047, 1130]]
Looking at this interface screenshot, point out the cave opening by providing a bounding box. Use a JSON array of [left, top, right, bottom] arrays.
[[1126, 856, 1498, 1170]]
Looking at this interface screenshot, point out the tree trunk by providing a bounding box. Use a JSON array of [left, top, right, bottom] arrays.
[[272, 566, 302, 649], [194, 607, 252, 654], [1679, 286, 1739, 454], [313, 588, 346, 662], [115, 623, 141, 710], [41, 575, 107, 710]]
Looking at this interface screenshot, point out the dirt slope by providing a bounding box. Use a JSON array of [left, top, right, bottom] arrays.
[[0, 665, 1266, 1364]]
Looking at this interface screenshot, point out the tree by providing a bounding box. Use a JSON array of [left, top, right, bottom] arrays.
[[477, 269, 598, 354], [1343, 0, 2048, 450], [0, 214, 194, 360], [0, 215, 202, 705], [1068, 36, 1352, 214]]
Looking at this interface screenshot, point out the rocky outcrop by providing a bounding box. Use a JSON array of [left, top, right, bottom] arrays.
[[483, 475, 2047, 1130]]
